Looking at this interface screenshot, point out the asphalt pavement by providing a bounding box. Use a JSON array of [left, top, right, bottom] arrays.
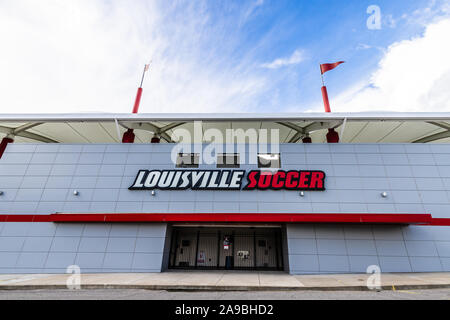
[[0, 288, 449, 300]]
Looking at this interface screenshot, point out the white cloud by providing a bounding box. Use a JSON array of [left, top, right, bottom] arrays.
[[329, 17, 450, 112], [0, 0, 269, 114], [241, 0, 264, 25], [356, 43, 372, 50], [401, 0, 450, 27], [260, 49, 305, 69]]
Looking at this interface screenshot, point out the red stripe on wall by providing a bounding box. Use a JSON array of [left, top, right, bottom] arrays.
[[2, 215, 52, 222], [48, 213, 435, 224], [428, 218, 450, 226], [0, 213, 449, 225]]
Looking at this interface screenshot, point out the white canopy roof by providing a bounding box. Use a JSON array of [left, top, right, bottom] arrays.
[[0, 112, 449, 144]]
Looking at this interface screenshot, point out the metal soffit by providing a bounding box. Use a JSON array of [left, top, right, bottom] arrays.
[[0, 112, 449, 144]]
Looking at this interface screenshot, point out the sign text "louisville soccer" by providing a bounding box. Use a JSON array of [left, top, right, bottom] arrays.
[[129, 170, 325, 191]]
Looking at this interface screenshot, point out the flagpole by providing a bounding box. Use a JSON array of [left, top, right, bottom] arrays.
[[123, 63, 150, 143], [320, 65, 331, 113], [133, 64, 150, 114], [321, 86, 331, 113], [139, 64, 147, 88], [320, 65, 325, 87]]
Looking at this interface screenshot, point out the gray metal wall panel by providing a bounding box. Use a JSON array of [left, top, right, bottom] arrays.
[[287, 223, 450, 274], [0, 142, 449, 274], [1, 143, 448, 216], [0, 222, 167, 274]]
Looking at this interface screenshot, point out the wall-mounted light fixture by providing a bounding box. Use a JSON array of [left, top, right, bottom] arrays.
[[0, 191, 3, 196], [73, 190, 79, 196], [381, 192, 388, 198], [151, 190, 156, 196], [300, 191, 305, 197]]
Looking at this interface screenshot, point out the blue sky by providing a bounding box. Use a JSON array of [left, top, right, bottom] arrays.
[[204, 0, 448, 112], [0, 0, 449, 113]]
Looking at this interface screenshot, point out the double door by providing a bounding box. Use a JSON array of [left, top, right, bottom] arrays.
[[169, 227, 283, 270]]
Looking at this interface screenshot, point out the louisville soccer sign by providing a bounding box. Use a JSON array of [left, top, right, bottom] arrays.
[[129, 169, 326, 191]]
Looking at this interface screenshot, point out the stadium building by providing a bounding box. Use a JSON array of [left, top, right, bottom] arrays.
[[0, 112, 449, 274]]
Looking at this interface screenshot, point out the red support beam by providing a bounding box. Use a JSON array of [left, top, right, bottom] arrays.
[[326, 128, 339, 143], [0, 137, 14, 159], [121, 128, 135, 143]]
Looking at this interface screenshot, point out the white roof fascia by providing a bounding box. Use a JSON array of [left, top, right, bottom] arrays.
[[0, 112, 449, 122]]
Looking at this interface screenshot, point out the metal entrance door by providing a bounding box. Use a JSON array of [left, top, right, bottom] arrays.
[[169, 227, 283, 270]]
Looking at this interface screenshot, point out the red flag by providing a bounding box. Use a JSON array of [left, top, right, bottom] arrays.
[[320, 61, 344, 74]]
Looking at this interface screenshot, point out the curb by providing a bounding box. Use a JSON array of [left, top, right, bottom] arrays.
[[1, 283, 450, 291]]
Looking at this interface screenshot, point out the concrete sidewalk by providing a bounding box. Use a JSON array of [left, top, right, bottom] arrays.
[[0, 271, 449, 291]]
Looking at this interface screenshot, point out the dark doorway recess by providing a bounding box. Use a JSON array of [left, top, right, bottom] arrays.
[[168, 227, 283, 271]]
